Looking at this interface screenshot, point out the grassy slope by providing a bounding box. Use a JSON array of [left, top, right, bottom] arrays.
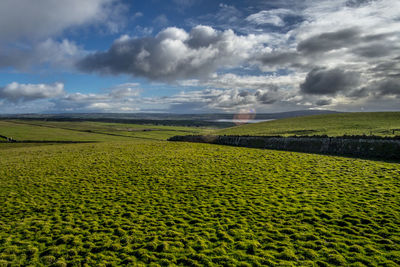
[[33, 120, 214, 140], [0, 121, 127, 142], [0, 120, 210, 141], [1, 140, 399, 266], [217, 112, 400, 137]]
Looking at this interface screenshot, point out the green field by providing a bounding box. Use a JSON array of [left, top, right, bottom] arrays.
[[217, 112, 400, 137], [0, 117, 400, 266], [0, 120, 210, 141]]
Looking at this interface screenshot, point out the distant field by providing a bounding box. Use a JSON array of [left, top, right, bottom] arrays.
[[217, 112, 400, 137], [1, 140, 399, 266], [0, 120, 210, 142]]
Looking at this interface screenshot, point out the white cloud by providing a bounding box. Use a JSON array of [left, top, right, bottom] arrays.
[[50, 83, 142, 112], [140, 85, 301, 113], [296, 0, 400, 40], [0, 0, 124, 42], [2, 0, 400, 113], [108, 83, 141, 98], [199, 73, 304, 90], [246, 9, 295, 27], [247, 0, 400, 109], [0, 39, 86, 70], [153, 14, 169, 27], [0, 0, 125, 70], [78, 25, 271, 81], [0, 82, 65, 103]]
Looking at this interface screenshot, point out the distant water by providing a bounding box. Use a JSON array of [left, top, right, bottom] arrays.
[[213, 119, 275, 123]]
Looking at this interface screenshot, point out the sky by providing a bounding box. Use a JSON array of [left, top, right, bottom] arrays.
[[0, 0, 399, 114]]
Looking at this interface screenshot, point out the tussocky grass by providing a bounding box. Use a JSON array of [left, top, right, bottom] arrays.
[[0, 140, 399, 266]]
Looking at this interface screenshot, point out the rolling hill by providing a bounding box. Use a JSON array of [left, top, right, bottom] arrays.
[[216, 112, 400, 137]]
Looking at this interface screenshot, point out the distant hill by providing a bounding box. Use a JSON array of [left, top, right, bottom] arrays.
[[0, 110, 336, 124], [216, 112, 400, 137], [245, 110, 338, 120]]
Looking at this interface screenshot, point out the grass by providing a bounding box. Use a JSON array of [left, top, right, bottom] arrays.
[[0, 120, 211, 142], [0, 121, 126, 142], [1, 139, 399, 266], [217, 112, 400, 137]]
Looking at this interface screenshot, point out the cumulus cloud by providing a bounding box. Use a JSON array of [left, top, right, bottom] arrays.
[[256, 51, 304, 71], [255, 90, 278, 104], [300, 68, 360, 95], [3, 0, 400, 113], [78, 25, 270, 81], [145, 85, 300, 113], [0, 0, 124, 70], [152, 88, 256, 112], [178, 73, 304, 92], [297, 28, 361, 55], [0, 82, 65, 103], [0, 39, 85, 70], [108, 83, 141, 98], [0, 82, 143, 113], [0, 0, 126, 70], [245, 0, 400, 110], [0, 0, 125, 42], [315, 99, 332, 106], [372, 79, 400, 97], [51, 83, 141, 112]]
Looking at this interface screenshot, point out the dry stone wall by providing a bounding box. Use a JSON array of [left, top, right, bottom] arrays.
[[169, 135, 400, 160]]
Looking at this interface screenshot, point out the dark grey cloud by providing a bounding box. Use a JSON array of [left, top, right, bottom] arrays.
[[300, 68, 360, 95], [297, 28, 361, 55], [255, 28, 399, 74], [345, 0, 375, 8], [0, 82, 64, 103], [255, 90, 277, 104], [348, 87, 369, 98], [315, 99, 332, 106], [347, 78, 400, 100], [375, 79, 400, 96], [296, 28, 399, 60], [257, 51, 303, 69], [371, 59, 400, 78], [354, 43, 395, 58], [352, 33, 400, 59], [238, 91, 251, 97]]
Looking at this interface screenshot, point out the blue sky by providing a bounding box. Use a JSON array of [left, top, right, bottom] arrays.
[[0, 0, 399, 113]]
